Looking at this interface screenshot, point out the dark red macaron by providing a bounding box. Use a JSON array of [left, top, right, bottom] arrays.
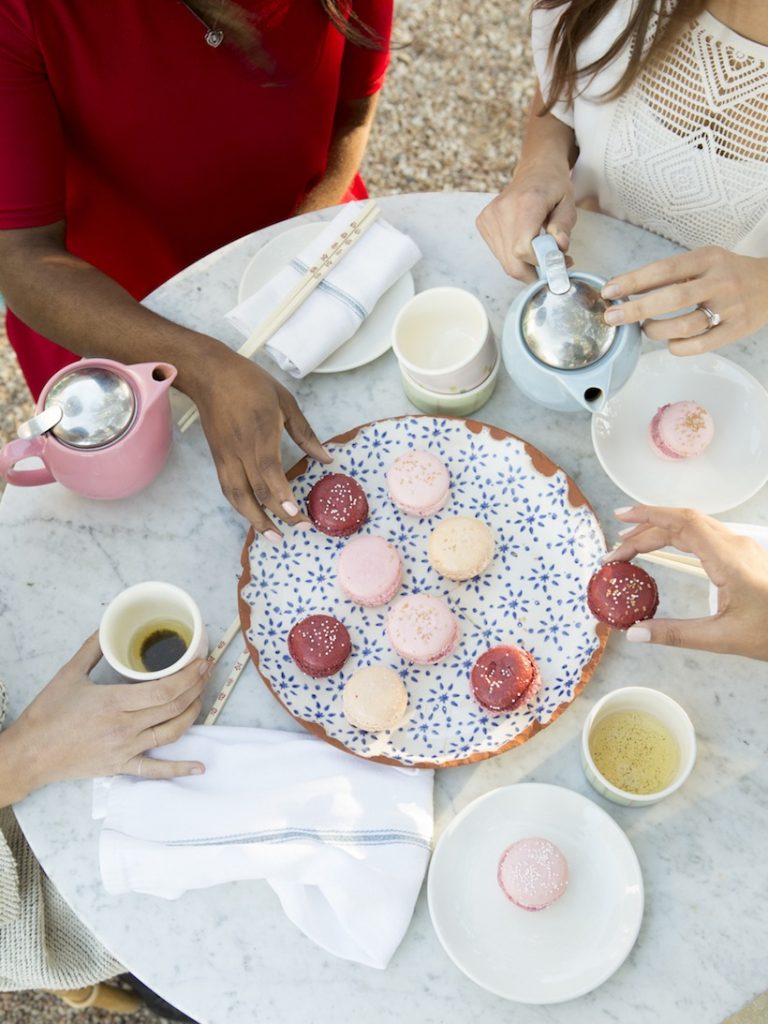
[[288, 614, 352, 677], [587, 561, 659, 630], [307, 473, 369, 537], [470, 644, 541, 713]]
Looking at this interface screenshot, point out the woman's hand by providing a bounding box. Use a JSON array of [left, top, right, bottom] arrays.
[[2, 634, 213, 805], [476, 159, 576, 283], [601, 247, 768, 354], [609, 506, 768, 660], [188, 350, 332, 542]]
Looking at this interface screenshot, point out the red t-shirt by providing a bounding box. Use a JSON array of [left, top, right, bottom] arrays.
[[0, 0, 392, 397]]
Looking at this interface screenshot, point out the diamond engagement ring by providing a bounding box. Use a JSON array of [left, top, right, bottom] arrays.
[[698, 303, 721, 331]]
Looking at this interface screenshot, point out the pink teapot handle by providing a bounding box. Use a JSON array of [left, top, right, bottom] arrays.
[[0, 436, 55, 487]]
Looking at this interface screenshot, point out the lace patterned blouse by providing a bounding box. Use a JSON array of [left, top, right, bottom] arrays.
[[531, 2, 768, 255]]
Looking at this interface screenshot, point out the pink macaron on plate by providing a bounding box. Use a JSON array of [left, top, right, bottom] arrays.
[[428, 784, 643, 1002], [592, 350, 768, 514], [238, 415, 607, 768]]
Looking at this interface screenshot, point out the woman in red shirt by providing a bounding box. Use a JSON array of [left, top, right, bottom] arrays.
[[0, 0, 392, 539]]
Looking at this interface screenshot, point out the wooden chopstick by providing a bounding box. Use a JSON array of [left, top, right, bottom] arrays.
[[203, 647, 250, 725], [177, 201, 380, 433], [635, 551, 709, 579]]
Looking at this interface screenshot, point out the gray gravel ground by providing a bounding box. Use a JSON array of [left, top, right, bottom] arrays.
[[0, 1, 764, 1022]]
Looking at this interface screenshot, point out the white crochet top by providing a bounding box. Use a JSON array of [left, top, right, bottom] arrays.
[[532, 2, 768, 255]]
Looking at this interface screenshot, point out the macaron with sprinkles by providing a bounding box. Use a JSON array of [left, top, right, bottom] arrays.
[[649, 400, 714, 460], [498, 837, 569, 911], [387, 450, 450, 517], [288, 614, 352, 677], [307, 473, 369, 537], [587, 561, 659, 630], [470, 644, 541, 713]]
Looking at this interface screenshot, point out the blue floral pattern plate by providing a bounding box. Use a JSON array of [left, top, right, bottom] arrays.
[[238, 416, 608, 768]]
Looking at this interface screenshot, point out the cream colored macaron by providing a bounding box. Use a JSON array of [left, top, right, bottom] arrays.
[[428, 516, 495, 581], [342, 665, 408, 732]]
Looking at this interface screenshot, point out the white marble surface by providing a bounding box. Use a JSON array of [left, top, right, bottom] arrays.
[[2, 193, 768, 1023]]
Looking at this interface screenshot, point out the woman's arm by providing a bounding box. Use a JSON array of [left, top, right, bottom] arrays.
[[0, 224, 330, 539], [476, 84, 579, 281], [296, 93, 380, 213], [0, 633, 211, 809]]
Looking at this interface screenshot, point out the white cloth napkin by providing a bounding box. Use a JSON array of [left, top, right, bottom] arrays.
[[225, 203, 421, 377], [95, 726, 433, 970]]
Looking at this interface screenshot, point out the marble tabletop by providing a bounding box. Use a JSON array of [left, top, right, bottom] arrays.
[[2, 193, 767, 1024]]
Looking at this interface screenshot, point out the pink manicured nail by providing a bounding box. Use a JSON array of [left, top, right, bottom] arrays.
[[604, 307, 624, 325], [601, 283, 621, 299], [626, 626, 651, 643], [264, 530, 282, 545], [614, 506, 633, 516], [282, 501, 299, 516], [190, 766, 204, 775], [321, 447, 333, 462], [295, 521, 313, 532]]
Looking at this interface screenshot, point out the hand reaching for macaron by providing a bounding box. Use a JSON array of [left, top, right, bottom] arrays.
[[608, 506, 768, 661]]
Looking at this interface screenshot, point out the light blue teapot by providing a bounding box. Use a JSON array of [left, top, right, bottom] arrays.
[[501, 234, 641, 413]]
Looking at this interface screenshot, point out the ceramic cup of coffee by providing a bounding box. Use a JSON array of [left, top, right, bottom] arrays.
[[392, 287, 496, 394], [99, 581, 208, 681]]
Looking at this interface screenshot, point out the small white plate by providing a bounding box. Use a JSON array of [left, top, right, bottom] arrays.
[[238, 222, 415, 374], [591, 350, 768, 514], [427, 783, 644, 1004]]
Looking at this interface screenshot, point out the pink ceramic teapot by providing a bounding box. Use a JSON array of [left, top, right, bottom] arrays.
[[0, 358, 177, 499]]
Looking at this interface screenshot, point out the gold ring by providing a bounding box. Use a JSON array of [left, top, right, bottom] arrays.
[[698, 303, 721, 331], [137, 756, 144, 778]]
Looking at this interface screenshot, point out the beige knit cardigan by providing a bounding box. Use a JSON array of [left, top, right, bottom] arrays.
[[0, 678, 123, 990]]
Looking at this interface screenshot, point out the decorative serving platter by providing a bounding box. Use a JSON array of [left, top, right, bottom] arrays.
[[238, 416, 608, 768]]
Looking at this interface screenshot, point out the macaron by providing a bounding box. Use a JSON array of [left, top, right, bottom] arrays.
[[287, 614, 351, 677], [342, 665, 408, 732], [307, 473, 369, 537], [649, 400, 714, 460], [337, 535, 403, 607], [387, 451, 450, 516], [428, 516, 495, 581], [386, 594, 460, 665], [498, 837, 569, 911], [587, 561, 659, 630], [470, 644, 541, 713]]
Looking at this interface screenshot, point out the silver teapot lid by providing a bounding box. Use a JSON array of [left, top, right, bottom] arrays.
[[18, 366, 136, 449], [522, 234, 616, 370]]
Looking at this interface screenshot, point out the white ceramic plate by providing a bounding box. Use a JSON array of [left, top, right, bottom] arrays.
[[237, 222, 415, 374], [591, 350, 768, 514], [237, 416, 608, 768], [427, 783, 644, 1003]]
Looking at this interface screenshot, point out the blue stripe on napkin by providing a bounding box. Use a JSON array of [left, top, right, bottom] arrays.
[[104, 827, 431, 851], [289, 258, 369, 322]]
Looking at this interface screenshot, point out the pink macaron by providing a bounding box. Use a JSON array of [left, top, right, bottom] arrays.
[[337, 535, 403, 607], [648, 400, 714, 460], [386, 594, 459, 665], [498, 837, 569, 911], [387, 451, 450, 517]]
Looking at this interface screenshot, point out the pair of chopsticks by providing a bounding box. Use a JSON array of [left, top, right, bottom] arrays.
[[202, 614, 250, 725], [635, 551, 708, 579], [177, 200, 381, 433]]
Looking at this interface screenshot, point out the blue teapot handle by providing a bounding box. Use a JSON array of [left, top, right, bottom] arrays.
[[531, 233, 570, 295]]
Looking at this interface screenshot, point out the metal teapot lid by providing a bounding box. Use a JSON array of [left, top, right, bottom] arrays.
[[17, 366, 136, 449], [522, 234, 616, 370]]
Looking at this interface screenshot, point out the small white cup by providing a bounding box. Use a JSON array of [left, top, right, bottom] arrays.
[[99, 581, 208, 681], [392, 287, 496, 394], [581, 686, 696, 807]]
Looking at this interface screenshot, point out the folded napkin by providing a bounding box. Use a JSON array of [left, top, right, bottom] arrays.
[[226, 203, 421, 377], [95, 726, 433, 969]]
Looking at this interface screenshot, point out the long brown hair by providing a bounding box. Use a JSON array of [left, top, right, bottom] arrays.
[[533, 0, 708, 112], [185, 1, 383, 66]]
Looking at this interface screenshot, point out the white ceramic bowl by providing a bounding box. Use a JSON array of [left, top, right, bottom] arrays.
[[399, 346, 500, 416], [581, 686, 696, 807], [392, 287, 496, 394]]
